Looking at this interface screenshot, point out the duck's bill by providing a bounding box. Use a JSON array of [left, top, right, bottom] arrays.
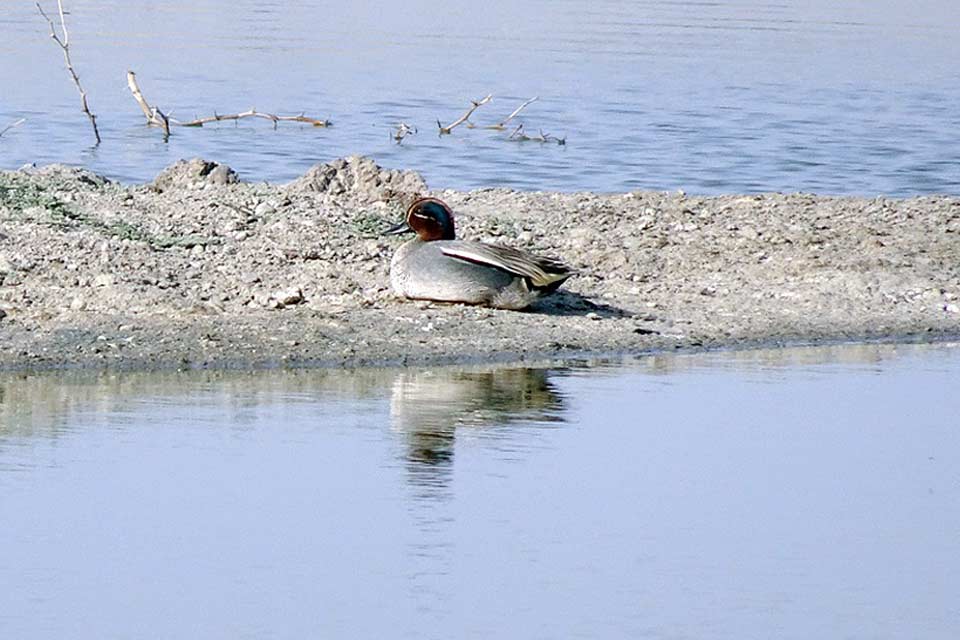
[[383, 220, 414, 235]]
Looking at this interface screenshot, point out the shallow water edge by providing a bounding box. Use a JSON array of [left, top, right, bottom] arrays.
[[2, 324, 959, 375]]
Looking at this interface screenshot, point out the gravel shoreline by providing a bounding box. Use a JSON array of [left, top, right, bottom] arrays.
[[1, 156, 958, 372]]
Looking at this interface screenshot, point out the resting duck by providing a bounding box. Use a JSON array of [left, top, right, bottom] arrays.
[[385, 197, 573, 310]]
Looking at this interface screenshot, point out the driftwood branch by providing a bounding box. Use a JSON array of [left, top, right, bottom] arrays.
[[437, 94, 492, 134], [126, 70, 331, 138], [0, 118, 27, 138], [487, 96, 539, 130], [175, 110, 330, 128], [392, 122, 417, 144], [36, 1, 100, 144], [126, 71, 170, 138], [508, 124, 566, 145]]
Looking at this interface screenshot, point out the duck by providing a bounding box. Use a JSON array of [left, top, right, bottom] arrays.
[[384, 197, 573, 310]]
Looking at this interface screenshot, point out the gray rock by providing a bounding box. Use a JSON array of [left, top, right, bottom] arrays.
[[254, 202, 275, 217], [205, 164, 238, 185], [275, 287, 304, 306], [151, 159, 239, 192], [285, 155, 427, 205]]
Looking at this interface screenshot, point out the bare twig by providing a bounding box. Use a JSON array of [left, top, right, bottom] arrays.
[[126, 71, 170, 138], [36, 1, 100, 144], [154, 108, 171, 139], [0, 118, 27, 138], [437, 94, 492, 134], [126, 70, 331, 137], [176, 110, 330, 128], [487, 96, 538, 130], [392, 122, 417, 144], [126, 71, 157, 121], [507, 124, 566, 145]]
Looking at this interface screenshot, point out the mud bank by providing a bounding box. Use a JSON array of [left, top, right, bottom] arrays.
[[1, 156, 958, 371]]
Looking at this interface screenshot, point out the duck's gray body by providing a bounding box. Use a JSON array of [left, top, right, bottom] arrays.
[[386, 196, 573, 310], [391, 239, 542, 310]]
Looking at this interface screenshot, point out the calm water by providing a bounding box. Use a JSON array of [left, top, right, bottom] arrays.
[[1, 1, 959, 194], [1, 343, 959, 639]]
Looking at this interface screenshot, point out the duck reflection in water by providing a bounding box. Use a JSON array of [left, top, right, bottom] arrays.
[[389, 367, 567, 493]]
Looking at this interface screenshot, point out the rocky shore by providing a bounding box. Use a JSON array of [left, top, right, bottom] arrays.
[[1, 156, 958, 371]]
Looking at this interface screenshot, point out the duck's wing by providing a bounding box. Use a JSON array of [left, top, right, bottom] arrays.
[[440, 241, 573, 289]]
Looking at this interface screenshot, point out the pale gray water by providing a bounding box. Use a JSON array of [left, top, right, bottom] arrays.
[[1, 1, 959, 194], [1, 343, 959, 639]]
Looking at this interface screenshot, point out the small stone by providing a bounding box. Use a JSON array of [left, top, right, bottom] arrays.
[[275, 287, 303, 306], [945, 304, 960, 314], [585, 312, 601, 320], [205, 164, 238, 185], [93, 273, 115, 287], [255, 202, 275, 217], [70, 296, 86, 311]]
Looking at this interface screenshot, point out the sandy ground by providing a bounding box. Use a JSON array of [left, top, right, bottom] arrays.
[[1, 156, 958, 371]]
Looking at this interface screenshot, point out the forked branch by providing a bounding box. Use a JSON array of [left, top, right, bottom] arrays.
[[437, 94, 492, 134], [126, 71, 170, 138], [126, 70, 331, 138], [392, 122, 417, 144], [487, 96, 538, 130], [508, 124, 566, 145], [36, 1, 100, 144], [176, 110, 330, 128]]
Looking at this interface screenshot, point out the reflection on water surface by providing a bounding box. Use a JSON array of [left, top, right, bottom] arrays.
[[1, 343, 959, 639], [391, 368, 564, 491]]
